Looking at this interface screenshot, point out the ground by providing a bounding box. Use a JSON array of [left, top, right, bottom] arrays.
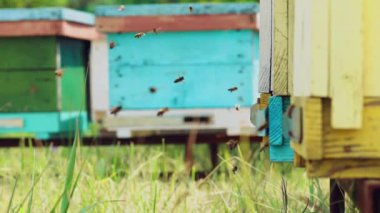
[[0, 141, 356, 212]]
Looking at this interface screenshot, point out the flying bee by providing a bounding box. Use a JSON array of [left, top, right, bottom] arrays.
[[109, 41, 116, 49], [157, 107, 169, 116], [134, 32, 146, 39], [226, 139, 239, 150], [110, 105, 122, 116], [118, 5, 125, 11], [55, 69, 64, 77], [234, 104, 240, 111], [174, 76, 184, 83], [228, 87, 238, 92], [149, 87, 157, 94], [232, 165, 238, 174], [189, 6, 193, 13]]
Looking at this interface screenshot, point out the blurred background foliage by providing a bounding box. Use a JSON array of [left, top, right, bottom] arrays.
[[0, 0, 259, 11]]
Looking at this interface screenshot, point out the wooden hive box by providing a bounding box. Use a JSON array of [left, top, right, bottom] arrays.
[[0, 8, 99, 139], [256, 0, 380, 178], [93, 3, 260, 138]]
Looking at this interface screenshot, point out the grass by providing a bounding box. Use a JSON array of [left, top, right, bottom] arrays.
[[0, 140, 343, 212]]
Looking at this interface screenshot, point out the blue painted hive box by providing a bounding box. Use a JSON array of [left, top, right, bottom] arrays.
[[93, 3, 260, 137], [0, 8, 98, 139]]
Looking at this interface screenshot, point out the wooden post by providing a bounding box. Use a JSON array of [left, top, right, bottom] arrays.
[[209, 144, 218, 169]]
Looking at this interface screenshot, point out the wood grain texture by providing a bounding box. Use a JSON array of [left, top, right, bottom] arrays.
[[363, 0, 380, 96], [287, 0, 295, 95], [330, 0, 363, 128], [293, 0, 329, 97], [95, 3, 259, 16], [271, 0, 288, 95], [0, 21, 100, 41], [306, 159, 380, 178], [291, 97, 323, 160], [0, 8, 95, 25], [96, 15, 257, 33], [268, 96, 283, 145], [258, 0, 272, 93]]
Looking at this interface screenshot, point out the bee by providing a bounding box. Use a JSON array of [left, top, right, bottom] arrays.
[[232, 165, 238, 174], [234, 104, 240, 111], [189, 6, 193, 13], [148, 27, 161, 35], [110, 105, 122, 116], [174, 76, 184, 83], [226, 139, 239, 150], [55, 69, 64, 77], [228, 87, 238, 92], [149, 87, 157, 94], [118, 5, 125, 11], [109, 41, 116, 49], [134, 32, 146, 39], [157, 107, 169, 116]]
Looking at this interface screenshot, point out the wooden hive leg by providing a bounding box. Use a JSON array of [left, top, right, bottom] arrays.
[[185, 128, 198, 170], [209, 144, 218, 169], [330, 179, 345, 213]]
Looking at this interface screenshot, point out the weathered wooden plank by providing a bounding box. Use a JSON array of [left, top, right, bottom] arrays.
[[290, 97, 323, 160], [0, 70, 58, 112], [96, 15, 257, 33], [306, 159, 380, 178], [95, 3, 259, 17], [293, 0, 329, 97], [258, 0, 272, 93], [108, 30, 253, 66], [271, 0, 288, 95], [330, 0, 363, 128], [287, 0, 295, 95], [0, 21, 100, 41], [0, 37, 56, 70], [109, 64, 254, 109], [363, 0, 380, 96], [0, 8, 95, 25], [90, 38, 109, 121]]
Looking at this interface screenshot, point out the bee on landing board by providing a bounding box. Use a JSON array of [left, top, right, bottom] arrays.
[[147, 27, 161, 35], [118, 5, 125, 11], [234, 104, 240, 111], [134, 32, 146, 39], [174, 76, 184, 83], [109, 41, 116, 49], [228, 87, 238, 92], [110, 105, 122, 116], [226, 139, 239, 150], [189, 6, 193, 13], [55, 69, 64, 77], [157, 107, 169, 117]]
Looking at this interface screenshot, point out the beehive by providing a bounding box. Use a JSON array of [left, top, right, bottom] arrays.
[[93, 3, 260, 138], [257, 0, 380, 178], [0, 8, 98, 139]]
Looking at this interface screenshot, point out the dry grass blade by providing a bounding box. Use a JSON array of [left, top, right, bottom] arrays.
[[302, 198, 310, 213], [281, 177, 288, 213]]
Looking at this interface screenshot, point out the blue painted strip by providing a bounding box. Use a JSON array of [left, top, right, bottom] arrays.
[[269, 96, 284, 146], [96, 3, 259, 17], [0, 112, 88, 136], [269, 143, 294, 162], [0, 8, 95, 25]]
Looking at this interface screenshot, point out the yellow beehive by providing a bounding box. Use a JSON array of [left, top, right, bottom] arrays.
[[259, 0, 380, 178]]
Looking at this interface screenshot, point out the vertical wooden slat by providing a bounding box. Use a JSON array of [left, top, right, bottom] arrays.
[[363, 0, 380, 97], [330, 0, 363, 128], [271, 0, 288, 95], [258, 0, 272, 93], [287, 0, 295, 95]]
